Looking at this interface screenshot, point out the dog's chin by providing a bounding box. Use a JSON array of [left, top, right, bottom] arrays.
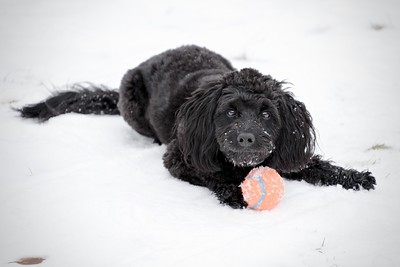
[[223, 150, 271, 167]]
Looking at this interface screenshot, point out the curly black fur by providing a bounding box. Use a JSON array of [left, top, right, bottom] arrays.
[[18, 84, 119, 122], [18, 45, 376, 208]]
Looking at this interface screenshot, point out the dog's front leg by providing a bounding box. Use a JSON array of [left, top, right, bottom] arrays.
[[208, 182, 247, 209], [282, 155, 376, 190], [202, 170, 249, 209], [164, 139, 248, 208]]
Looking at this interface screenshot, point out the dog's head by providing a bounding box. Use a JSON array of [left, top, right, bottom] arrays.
[[176, 68, 315, 173]]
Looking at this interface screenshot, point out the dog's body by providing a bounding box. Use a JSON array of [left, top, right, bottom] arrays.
[[19, 45, 376, 208], [118, 45, 234, 145]]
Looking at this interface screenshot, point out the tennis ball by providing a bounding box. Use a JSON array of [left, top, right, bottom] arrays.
[[240, 166, 284, 210]]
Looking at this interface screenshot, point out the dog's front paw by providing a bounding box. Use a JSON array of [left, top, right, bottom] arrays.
[[214, 184, 248, 209], [342, 169, 376, 190], [356, 170, 376, 190]]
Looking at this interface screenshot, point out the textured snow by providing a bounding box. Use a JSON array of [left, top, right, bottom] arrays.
[[1, 0, 400, 266]]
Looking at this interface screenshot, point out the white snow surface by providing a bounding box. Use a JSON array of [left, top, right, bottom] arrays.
[[1, 0, 400, 266]]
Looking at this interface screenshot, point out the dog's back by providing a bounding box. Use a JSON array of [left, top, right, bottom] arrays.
[[118, 45, 235, 143], [18, 45, 234, 143]]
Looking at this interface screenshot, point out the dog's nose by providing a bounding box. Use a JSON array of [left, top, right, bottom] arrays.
[[237, 133, 256, 147]]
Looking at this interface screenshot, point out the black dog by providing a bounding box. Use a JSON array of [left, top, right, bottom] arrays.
[[19, 45, 376, 208]]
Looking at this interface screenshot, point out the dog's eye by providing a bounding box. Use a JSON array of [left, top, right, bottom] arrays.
[[261, 110, 271, 119], [226, 109, 237, 118]]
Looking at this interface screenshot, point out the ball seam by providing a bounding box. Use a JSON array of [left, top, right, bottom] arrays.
[[248, 175, 266, 209]]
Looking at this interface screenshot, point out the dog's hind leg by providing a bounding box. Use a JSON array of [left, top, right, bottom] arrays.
[[118, 68, 159, 142]]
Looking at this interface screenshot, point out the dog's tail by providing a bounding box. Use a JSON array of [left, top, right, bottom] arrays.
[[18, 84, 120, 122]]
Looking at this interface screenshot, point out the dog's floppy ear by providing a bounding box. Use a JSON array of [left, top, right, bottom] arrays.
[[175, 79, 224, 173], [271, 91, 316, 172]]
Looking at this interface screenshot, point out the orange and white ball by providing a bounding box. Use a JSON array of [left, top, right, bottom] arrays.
[[240, 166, 284, 211]]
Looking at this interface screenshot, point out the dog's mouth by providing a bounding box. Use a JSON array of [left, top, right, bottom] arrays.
[[222, 149, 274, 167], [216, 129, 276, 167]]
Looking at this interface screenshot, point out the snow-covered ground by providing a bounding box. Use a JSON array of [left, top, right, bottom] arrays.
[[1, 0, 399, 266]]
